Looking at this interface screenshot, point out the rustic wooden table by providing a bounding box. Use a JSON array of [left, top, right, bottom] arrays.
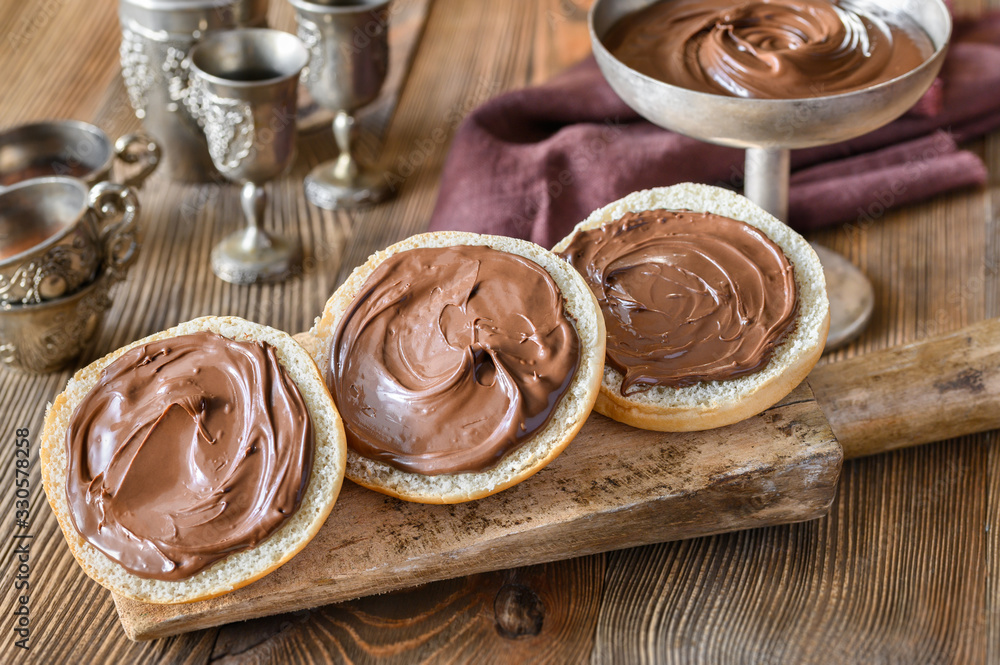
[[1, 0, 997, 662]]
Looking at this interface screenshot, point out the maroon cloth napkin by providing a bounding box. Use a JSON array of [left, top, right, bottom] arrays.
[[429, 16, 1000, 248]]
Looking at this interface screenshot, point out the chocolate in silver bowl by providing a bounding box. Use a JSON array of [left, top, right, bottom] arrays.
[[589, 0, 951, 349]]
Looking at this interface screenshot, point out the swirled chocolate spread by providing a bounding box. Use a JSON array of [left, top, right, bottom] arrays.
[[328, 245, 581, 476], [559, 210, 797, 394], [604, 0, 933, 99], [65, 332, 313, 581]]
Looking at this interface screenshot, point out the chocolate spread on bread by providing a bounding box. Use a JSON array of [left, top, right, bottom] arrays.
[[560, 209, 798, 394], [65, 332, 313, 581], [328, 245, 581, 475]]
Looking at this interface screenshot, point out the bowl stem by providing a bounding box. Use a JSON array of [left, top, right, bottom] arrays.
[[745, 147, 790, 221], [743, 146, 873, 351]]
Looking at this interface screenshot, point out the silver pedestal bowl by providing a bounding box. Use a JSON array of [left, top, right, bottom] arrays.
[[590, 0, 951, 350]]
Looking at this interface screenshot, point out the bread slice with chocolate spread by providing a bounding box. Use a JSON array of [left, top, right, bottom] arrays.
[[41, 316, 346, 604], [303, 232, 606, 504], [554, 183, 830, 432]]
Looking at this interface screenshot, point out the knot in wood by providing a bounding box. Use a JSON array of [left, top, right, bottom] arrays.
[[493, 583, 544, 638]]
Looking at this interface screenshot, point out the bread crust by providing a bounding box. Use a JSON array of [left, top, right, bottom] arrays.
[[552, 183, 831, 432], [40, 316, 347, 604], [305, 232, 606, 504]]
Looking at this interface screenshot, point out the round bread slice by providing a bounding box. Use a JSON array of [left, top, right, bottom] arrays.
[[552, 183, 830, 432], [305, 231, 606, 504], [40, 316, 347, 604]]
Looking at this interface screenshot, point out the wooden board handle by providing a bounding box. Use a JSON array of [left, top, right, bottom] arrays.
[[809, 318, 1000, 460]]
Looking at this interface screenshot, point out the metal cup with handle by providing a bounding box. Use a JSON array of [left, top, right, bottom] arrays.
[[0, 179, 141, 373], [0, 120, 160, 191]]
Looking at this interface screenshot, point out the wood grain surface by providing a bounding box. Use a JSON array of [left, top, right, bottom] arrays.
[[810, 318, 1000, 459], [1, 0, 998, 663]]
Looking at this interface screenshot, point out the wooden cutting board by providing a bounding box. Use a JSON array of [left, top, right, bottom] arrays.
[[113, 319, 1000, 640]]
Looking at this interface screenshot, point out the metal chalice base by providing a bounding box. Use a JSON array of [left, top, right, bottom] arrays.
[[211, 227, 302, 285], [301, 106, 392, 209], [304, 162, 391, 209], [811, 244, 875, 350]]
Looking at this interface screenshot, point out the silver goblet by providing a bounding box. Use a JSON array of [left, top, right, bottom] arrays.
[[186, 28, 309, 284], [289, 0, 392, 208]]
